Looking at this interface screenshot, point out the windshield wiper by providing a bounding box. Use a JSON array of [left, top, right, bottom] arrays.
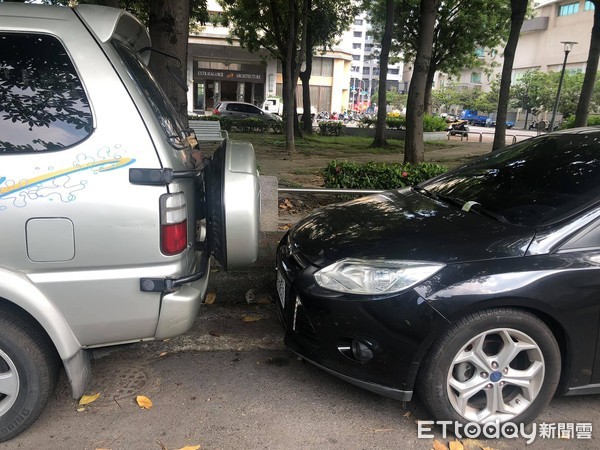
[[413, 187, 511, 225], [467, 202, 512, 225], [413, 186, 464, 208]]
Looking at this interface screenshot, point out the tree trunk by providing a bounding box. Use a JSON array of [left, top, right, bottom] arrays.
[[148, 0, 190, 127], [404, 0, 438, 164], [423, 65, 436, 115], [300, 20, 314, 136], [283, 0, 297, 152], [372, 0, 395, 148], [574, 1, 600, 127], [492, 0, 527, 151]]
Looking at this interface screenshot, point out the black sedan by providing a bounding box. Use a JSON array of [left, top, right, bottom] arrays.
[[276, 127, 600, 426]]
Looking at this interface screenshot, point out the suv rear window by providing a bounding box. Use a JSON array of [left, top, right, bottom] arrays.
[[0, 33, 93, 153], [112, 39, 186, 148]]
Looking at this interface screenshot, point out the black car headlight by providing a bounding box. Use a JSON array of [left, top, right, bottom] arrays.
[[314, 258, 444, 295]]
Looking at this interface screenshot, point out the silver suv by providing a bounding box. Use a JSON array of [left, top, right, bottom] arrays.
[[0, 3, 260, 441]]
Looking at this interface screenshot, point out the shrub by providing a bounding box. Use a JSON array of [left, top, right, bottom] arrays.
[[323, 160, 447, 190], [423, 114, 448, 132], [560, 115, 600, 129], [319, 121, 344, 136], [188, 114, 220, 121]]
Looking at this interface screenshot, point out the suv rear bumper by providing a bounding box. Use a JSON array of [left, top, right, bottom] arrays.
[[154, 253, 210, 340]]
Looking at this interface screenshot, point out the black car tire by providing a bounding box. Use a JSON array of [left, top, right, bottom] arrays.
[[418, 308, 561, 425], [0, 309, 59, 442]]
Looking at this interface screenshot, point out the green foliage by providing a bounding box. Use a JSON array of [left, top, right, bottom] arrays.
[[423, 114, 448, 132], [511, 70, 598, 119], [323, 160, 447, 190], [358, 114, 445, 131], [559, 115, 600, 129], [386, 117, 406, 130], [217, 117, 281, 133], [319, 121, 344, 136]]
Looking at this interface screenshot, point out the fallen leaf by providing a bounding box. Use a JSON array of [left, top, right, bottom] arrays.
[[449, 440, 464, 450], [177, 446, 201, 450], [204, 292, 216, 304], [136, 395, 153, 409], [79, 393, 100, 406], [243, 315, 261, 322], [433, 439, 449, 450], [76, 407, 86, 412], [402, 411, 412, 418], [159, 352, 167, 357]]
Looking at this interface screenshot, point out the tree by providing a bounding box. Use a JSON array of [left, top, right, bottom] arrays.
[[575, 0, 600, 127], [372, 0, 395, 148], [388, 0, 511, 114], [510, 70, 544, 128], [219, 0, 308, 152], [404, 0, 439, 164], [299, 0, 356, 135], [36, 0, 209, 125], [148, 0, 191, 125], [492, 0, 527, 151]]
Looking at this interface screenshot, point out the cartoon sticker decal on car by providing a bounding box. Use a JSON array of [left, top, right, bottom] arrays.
[[0, 154, 135, 209]]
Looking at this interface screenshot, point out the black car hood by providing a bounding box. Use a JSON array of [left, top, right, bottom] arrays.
[[289, 189, 535, 267]]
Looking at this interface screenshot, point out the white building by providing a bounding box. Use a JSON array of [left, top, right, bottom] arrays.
[[344, 11, 404, 112], [186, 0, 352, 114]]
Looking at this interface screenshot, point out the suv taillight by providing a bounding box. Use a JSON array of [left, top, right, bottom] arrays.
[[160, 192, 188, 255], [213, 108, 220, 115]]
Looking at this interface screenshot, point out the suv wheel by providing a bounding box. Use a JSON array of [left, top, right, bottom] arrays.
[[0, 310, 59, 442], [418, 308, 561, 425]]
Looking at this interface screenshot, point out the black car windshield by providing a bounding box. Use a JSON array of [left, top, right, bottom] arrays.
[[420, 131, 600, 227]]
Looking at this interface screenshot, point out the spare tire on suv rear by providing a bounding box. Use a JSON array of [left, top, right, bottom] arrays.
[[201, 140, 260, 270]]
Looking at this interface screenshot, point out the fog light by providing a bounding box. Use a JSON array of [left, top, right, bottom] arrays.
[[351, 339, 374, 363]]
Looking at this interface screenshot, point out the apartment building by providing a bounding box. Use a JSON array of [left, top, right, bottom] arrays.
[[514, 0, 592, 79], [345, 12, 405, 112]]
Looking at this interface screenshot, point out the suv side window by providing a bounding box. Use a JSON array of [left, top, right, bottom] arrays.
[[0, 33, 93, 153]]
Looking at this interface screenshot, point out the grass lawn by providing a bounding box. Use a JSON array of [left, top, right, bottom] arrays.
[[223, 131, 493, 188]]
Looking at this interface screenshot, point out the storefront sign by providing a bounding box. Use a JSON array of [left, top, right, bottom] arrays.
[[195, 69, 264, 82]]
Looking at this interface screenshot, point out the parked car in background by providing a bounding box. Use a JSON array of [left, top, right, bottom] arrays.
[[276, 127, 600, 427], [0, 3, 260, 441], [213, 101, 281, 129], [261, 97, 316, 120]]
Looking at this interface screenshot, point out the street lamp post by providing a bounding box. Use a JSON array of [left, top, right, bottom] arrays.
[[548, 41, 577, 133]]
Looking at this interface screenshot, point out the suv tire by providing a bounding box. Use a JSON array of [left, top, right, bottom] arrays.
[[0, 309, 59, 442]]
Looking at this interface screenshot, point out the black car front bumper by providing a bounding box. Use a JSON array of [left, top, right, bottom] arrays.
[[275, 238, 448, 402]]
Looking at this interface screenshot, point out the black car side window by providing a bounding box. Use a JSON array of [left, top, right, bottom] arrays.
[[0, 33, 93, 153]]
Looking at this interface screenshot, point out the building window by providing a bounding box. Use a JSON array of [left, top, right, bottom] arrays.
[[353, 43, 362, 49], [362, 67, 370, 75], [470, 72, 482, 84], [585, 1, 595, 10], [354, 19, 363, 25], [353, 31, 362, 38], [352, 55, 361, 61], [365, 43, 374, 51], [389, 68, 400, 75], [558, 2, 579, 16], [475, 48, 485, 57]]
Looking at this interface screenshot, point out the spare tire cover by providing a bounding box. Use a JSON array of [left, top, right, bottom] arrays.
[[203, 140, 260, 270]]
